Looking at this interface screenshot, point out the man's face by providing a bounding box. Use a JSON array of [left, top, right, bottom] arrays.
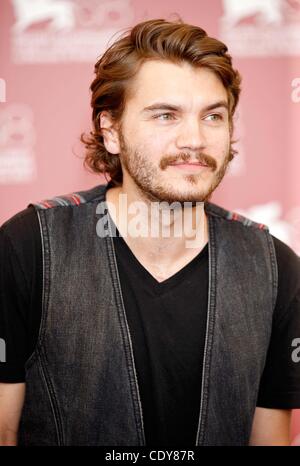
[[115, 60, 232, 203]]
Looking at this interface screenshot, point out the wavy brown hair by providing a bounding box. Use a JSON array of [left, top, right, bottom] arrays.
[[81, 18, 242, 186]]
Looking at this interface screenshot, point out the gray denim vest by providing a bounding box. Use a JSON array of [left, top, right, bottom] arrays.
[[17, 182, 277, 446]]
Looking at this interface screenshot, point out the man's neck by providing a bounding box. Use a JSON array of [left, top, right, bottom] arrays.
[[105, 183, 209, 281]]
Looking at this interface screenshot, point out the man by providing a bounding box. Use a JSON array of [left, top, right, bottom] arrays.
[[0, 18, 300, 446]]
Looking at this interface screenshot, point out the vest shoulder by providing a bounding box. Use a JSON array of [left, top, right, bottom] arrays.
[[205, 201, 269, 232], [27, 183, 107, 210]]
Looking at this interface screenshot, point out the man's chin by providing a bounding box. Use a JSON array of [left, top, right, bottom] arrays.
[[143, 188, 211, 205]]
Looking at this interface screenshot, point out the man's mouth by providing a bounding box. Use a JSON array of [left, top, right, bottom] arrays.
[[168, 161, 209, 170]]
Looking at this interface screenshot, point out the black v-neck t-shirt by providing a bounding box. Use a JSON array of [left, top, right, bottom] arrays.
[[114, 228, 208, 445], [1, 206, 300, 446]]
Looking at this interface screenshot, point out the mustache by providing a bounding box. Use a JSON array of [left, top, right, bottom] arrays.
[[160, 153, 217, 171]]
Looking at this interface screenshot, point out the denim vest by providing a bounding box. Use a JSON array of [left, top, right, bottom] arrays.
[[17, 182, 277, 446]]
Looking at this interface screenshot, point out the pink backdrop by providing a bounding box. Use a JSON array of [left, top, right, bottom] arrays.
[[1, 0, 300, 443]]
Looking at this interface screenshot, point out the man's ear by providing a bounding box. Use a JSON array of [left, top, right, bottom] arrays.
[[99, 111, 120, 155]]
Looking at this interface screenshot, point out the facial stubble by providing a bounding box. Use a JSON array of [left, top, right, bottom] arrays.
[[118, 127, 232, 205]]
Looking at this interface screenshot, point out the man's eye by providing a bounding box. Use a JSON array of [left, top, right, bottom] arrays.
[[205, 113, 223, 122], [153, 113, 175, 120]]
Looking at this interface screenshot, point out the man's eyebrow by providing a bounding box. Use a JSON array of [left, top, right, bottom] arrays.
[[142, 100, 229, 113]]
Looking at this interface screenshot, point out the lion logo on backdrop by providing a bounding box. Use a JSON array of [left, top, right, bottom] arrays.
[[222, 0, 283, 27], [220, 0, 300, 56], [11, 0, 75, 33], [10, 0, 135, 63]]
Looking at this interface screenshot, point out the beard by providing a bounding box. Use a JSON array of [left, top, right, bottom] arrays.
[[118, 128, 232, 205]]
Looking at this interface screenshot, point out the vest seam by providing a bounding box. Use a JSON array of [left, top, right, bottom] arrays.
[[24, 209, 50, 369], [22, 210, 65, 445], [265, 231, 279, 314], [196, 213, 217, 446], [104, 220, 146, 445], [37, 349, 64, 445]]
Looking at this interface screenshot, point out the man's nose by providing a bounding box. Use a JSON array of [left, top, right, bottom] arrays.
[[175, 118, 207, 151]]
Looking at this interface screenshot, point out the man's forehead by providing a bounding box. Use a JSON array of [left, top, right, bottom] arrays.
[[127, 60, 228, 108], [135, 60, 218, 85], [136, 59, 203, 76]]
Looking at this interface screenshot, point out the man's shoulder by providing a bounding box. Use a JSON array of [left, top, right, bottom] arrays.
[[272, 235, 300, 265], [0, 206, 41, 268], [28, 183, 108, 211], [1, 206, 38, 240], [0, 182, 108, 244], [205, 201, 269, 232], [272, 235, 300, 298], [206, 202, 299, 266]]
